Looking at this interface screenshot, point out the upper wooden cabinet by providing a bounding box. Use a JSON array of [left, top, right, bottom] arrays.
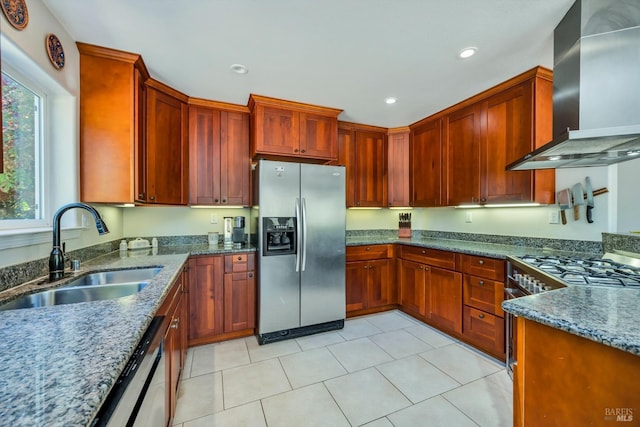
[[410, 118, 444, 207], [248, 94, 342, 162], [78, 43, 188, 205], [78, 42, 149, 204], [145, 80, 189, 205], [387, 128, 410, 207], [188, 100, 250, 206], [338, 122, 388, 207]]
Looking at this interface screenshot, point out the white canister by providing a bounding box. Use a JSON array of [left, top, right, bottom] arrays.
[[208, 232, 219, 245]]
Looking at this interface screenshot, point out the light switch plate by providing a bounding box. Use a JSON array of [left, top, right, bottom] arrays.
[[548, 211, 559, 224], [465, 212, 473, 223], [210, 213, 218, 224]]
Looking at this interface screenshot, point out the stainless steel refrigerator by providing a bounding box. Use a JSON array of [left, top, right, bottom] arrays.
[[255, 159, 346, 344]]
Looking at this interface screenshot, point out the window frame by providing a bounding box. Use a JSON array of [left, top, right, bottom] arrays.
[[1, 63, 48, 229]]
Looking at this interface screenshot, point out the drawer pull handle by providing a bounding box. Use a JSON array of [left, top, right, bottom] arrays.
[[478, 313, 485, 319], [478, 260, 484, 265]]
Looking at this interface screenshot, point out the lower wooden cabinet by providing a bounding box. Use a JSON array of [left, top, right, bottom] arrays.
[[156, 267, 188, 426], [428, 267, 462, 334], [188, 253, 256, 346], [346, 245, 395, 316], [397, 259, 427, 318], [462, 306, 505, 355]]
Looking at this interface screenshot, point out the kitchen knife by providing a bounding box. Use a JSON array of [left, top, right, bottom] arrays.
[[557, 188, 571, 225], [585, 177, 594, 223], [571, 183, 584, 221]]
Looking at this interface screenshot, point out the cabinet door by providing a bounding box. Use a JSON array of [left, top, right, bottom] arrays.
[[354, 131, 387, 207], [387, 131, 410, 207], [134, 68, 148, 203], [188, 256, 224, 341], [189, 106, 222, 205], [337, 128, 356, 206], [484, 82, 533, 203], [146, 86, 188, 204], [254, 105, 298, 156], [411, 119, 443, 207], [223, 271, 256, 332], [299, 112, 337, 159], [367, 259, 394, 308], [398, 259, 426, 317], [446, 103, 483, 205], [346, 261, 367, 312], [220, 111, 250, 206], [428, 267, 463, 334]]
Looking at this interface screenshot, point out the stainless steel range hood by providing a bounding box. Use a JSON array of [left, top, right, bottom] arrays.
[[507, 0, 640, 171]]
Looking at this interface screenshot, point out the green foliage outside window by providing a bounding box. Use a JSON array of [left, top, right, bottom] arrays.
[[1, 71, 39, 220]]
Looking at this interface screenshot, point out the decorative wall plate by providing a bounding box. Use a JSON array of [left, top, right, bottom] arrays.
[[46, 33, 65, 70], [1, 0, 29, 30]]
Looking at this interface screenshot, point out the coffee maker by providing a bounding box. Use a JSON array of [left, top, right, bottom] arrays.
[[232, 216, 245, 248]]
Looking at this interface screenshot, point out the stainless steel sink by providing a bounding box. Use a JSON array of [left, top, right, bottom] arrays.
[[0, 267, 161, 311], [63, 267, 162, 287]]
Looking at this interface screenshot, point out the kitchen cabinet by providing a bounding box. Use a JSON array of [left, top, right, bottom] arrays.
[[434, 67, 555, 206], [410, 118, 444, 207], [461, 254, 505, 359], [223, 254, 256, 332], [188, 101, 250, 206], [514, 318, 640, 426], [338, 123, 388, 207], [346, 245, 395, 316], [188, 255, 224, 344], [77, 42, 149, 204], [188, 254, 256, 346], [248, 94, 342, 161], [387, 128, 410, 207], [157, 267, 188, 426], [144, 80, 189, 205], [397, 246, 461, 334]]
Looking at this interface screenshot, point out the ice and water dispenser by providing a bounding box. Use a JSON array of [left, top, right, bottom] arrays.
[[263, 217, 296, 256]]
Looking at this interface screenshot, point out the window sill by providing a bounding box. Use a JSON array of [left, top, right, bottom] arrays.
[[0, 227, 83, 250]]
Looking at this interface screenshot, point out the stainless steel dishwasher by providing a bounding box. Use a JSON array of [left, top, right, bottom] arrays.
[[91, 316, 166, 427]]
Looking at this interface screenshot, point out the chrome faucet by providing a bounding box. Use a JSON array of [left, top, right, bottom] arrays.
[[49, 202, 110, 281]]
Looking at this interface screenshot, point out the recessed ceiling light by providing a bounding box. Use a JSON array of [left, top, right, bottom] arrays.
[[230, 64, 248, 74], [385, 97, 397, 105], [458, 47, 477, 59]]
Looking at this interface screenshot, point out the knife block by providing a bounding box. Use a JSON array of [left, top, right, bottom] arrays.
[[398, 223, 411, 238]]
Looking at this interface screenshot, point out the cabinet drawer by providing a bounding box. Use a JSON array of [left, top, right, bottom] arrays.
[[346, 244, 392, 261], [460, 254, 505, 281], [224, 253, 255, 273], [398, 246, 456, 269], [463, 275, 504, 317], [463, 306, 505, 355]]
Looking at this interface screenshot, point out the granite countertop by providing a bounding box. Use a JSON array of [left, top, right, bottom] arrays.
[[0, 243, 256, 427], [502, 287, 640, 356], [346, 235, 591, 259]]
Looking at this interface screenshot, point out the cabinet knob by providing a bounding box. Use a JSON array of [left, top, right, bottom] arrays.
[[214, 199, 219, 202], [479, 280, 484, 285], [150, 196, 156, 201], [480, 198, 486, 203], [222, 199, 226, 203], [138, 193, 144, 198], [366, 247, 371, 251], [248, 273, 253, 278], [171, 318, 179, 329], [369, 265, 374, 269], [424, 267, 429, 271], [356, 201, 360, 206], [294, 149, 299, 153], [237, 256, 242, 260], [301, 149, 306, 153], [478, 260, 484, 265], [364, 265, 369, 269], [478, 313, 485, 319], [421, 250, 426, 254]]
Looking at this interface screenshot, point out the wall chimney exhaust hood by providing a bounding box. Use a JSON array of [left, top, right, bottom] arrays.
[[507, 0, 640, 171]]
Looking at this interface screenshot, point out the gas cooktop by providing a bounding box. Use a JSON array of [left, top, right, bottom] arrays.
[[516, 254, 640, 289]]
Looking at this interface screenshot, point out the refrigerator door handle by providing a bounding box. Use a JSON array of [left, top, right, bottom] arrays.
[[295, 198, 302, 272], [301, 198, 308, 272]]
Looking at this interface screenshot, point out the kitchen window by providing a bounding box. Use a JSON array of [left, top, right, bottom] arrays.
[[1, 68, 45, 228]]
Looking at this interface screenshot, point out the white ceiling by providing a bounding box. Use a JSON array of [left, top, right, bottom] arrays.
[[43, 0, 575, 128]]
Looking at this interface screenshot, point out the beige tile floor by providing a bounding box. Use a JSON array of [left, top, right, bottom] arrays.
[[173, 310, 512, 427]]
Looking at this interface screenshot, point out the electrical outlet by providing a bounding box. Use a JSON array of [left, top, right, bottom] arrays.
[[210, 213, 218, 224], [548, 211, 560, 224], [465, 212, 473, 223], [81, 214, 88, 228]]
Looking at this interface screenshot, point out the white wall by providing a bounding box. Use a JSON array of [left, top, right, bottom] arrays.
[[347, 166, 616, 242], [0, 0, 125, 268]]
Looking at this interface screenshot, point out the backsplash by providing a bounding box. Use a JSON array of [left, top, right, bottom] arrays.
[[602, 233, 640, 254]]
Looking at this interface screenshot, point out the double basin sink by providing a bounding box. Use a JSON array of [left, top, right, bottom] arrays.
[[0, 267, 162, 311]]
